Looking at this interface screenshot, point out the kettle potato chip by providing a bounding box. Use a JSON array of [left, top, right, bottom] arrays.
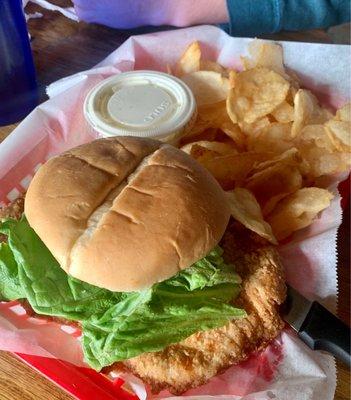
[[181, 71, 230, 106], [247, 123, 294, 154], [195, 151, 273, 184], [219, 121, 246, 150], [227, 67, 289, 124], [239, 117, 272, 137], [325, 120, 351, 151], [299, 124, 335, 151], [226, 88, 238, 124], [246, 164, 302, 210], [291, 90, 330, 138], [176, 41, 201, 76], [226, 188, 277, 244], [267, 188, 334, 240], [241, 40, 287, 79], [181, 141, 237, 156], [272, 101, 294, 123], [181, 126, 218, 144], [197, 102, 229, 125], [299, 145, 351, 178], [228, 70, 237, 88], [251, 148, 302, 173], [200, 60, 226, 74], [335, 102, 351, 122]]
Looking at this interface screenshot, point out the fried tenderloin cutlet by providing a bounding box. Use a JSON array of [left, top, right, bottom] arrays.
[[0, 199, 286, 395], [108, 220, 287, 394]]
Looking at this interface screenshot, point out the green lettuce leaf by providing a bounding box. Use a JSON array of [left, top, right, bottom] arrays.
[[164, 246, 241, 291], [0, 242, 25, 301], [0, 217, 121, 320], [82, 283, 245, 369], [0, 216, 245, 370]]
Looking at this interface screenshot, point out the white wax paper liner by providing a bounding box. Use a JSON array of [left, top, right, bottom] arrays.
[[1, 25, 350, 400]]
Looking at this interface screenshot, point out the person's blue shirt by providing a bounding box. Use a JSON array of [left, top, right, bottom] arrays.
[[224, 0, 350, 36]]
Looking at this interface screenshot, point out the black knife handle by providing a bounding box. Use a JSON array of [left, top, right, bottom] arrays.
[[299, 301, 351, 368]]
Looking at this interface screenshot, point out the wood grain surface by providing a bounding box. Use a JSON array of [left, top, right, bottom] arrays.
[[0, 1, 349, 399]]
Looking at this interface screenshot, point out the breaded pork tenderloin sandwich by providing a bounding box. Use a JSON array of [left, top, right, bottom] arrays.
[[0, 137, 286, 394]]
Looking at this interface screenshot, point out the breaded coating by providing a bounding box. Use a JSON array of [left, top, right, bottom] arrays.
[[114, 220, 286, 394], [0, 196, 24, 221], [0, 196, 25, 243]]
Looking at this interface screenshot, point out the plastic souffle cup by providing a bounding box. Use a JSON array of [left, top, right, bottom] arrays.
[[84, 70, 197, 144]]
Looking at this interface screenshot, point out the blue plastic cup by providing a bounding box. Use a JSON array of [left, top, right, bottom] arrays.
[[0, 0, 39, 125]]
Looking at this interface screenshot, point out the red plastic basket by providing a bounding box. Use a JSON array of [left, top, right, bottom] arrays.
[[15, 353, 138, 400]]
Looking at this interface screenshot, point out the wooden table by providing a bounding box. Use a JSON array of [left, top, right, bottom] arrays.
[[0, 2, 349, 399]]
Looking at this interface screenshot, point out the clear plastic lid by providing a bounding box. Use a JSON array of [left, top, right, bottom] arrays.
[[84, 70, 196, 141]]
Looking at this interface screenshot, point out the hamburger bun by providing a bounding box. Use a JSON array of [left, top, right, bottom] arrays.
[[25, 137, 230, 291]]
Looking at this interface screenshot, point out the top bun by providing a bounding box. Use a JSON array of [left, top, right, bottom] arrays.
[[25, 137, 230, 292]]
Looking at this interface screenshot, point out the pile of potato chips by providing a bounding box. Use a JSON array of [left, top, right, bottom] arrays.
[[171, 41, 350, 242]]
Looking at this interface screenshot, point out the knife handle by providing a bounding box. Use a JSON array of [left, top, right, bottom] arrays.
[[299, 301, 351, 368]]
